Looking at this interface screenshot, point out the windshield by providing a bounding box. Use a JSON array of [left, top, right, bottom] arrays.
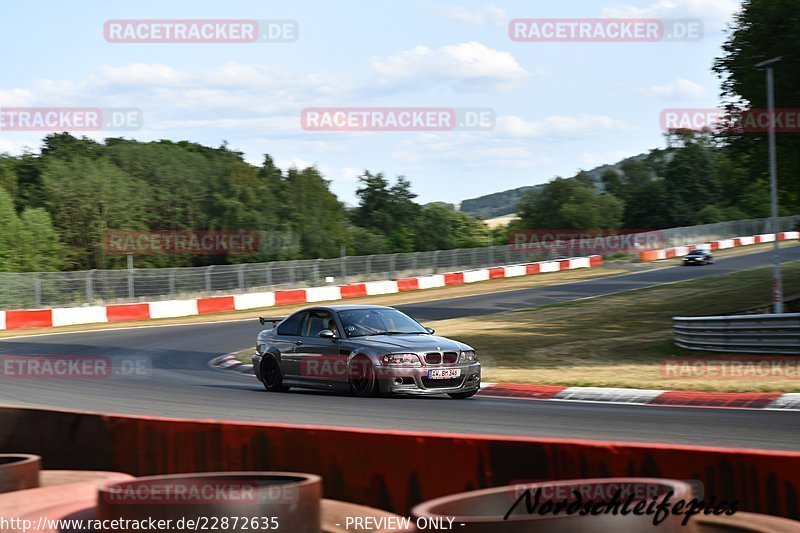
[[337, 308, 428, 337]]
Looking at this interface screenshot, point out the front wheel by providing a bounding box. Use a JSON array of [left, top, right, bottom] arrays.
[[261, 355, 290, 392], [448, 389, 478, 399], [349, 356, 379, 397]]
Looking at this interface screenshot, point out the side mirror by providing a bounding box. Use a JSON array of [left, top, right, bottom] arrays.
[[319, 329, 336, 339], [425, 327, 435, 334]]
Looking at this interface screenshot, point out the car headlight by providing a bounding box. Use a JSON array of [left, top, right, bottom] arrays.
[[459, 350, 478, 363], [381, 353, 421, 367], [256, 343, 267, 355]]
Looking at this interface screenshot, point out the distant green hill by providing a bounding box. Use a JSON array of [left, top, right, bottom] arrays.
[[460, 153, 648, 219]]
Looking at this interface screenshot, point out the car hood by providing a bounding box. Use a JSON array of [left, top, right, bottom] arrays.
[[352, 334, 469, 352]]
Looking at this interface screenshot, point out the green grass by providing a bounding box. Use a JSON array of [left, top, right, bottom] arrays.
[[429, 261, 800, 392]]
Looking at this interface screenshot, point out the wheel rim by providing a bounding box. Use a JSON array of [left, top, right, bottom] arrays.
[[264, 357, 279, 387], [350, 359, 373, 394]]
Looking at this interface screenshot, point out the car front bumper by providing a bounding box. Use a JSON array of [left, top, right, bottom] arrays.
[[376, 363, 482, 395]]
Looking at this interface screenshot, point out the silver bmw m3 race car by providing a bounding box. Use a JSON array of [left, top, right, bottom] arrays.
[[252, 305, 481, 398]]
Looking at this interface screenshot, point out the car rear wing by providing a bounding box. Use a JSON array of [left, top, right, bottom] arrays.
[[258, 317, 286, 327]]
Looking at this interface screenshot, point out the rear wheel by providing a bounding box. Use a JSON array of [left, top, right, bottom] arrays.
[[448, 389, 478, 399], [261, 355, 290, 392], [349, 356, 378, 397]]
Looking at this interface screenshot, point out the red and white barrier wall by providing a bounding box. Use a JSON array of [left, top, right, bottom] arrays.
[[0, 255, 602, 331], [639, 231, 798, 262]]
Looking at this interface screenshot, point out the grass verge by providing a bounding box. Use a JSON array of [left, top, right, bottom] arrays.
[[428, 261, 800, 392]]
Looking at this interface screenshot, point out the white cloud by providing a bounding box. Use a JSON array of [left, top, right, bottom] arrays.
[[0, 88, 34, 107], [496, 114, 628, 138], [642, 78, 708, 100], [602, 0, 739, 29], [434, 4, 507, 28], [371, 41, 529, 92]]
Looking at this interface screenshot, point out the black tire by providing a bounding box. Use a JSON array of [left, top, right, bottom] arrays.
[[261, 355, 290, 392], [448, 389, 478, 399], [349, 356, 378, 397]]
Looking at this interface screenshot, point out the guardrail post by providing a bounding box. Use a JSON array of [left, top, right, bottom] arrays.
[[366, 255, 373, 279], [265, 262, 273, 288], [390, 254, 397, 278], [313, 259, 321, 286]]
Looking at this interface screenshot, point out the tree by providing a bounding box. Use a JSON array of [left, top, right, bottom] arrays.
[[414, 204, 488, 251], [517, 178, 623, 230], [353, 172, 421, 252], [713, 0, 800, 212], [14, 209, 65, 271], [662, 138, 721, 226]]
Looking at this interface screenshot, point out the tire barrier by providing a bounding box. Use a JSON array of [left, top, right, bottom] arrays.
[[0, 455, 40, 494], [410, 478, 694, 532], [97, 472, 321, 533], [0, 406, 798, 521], [691, 511, 800, 532], [0, 256, 602, 331], [2, 471, 798, 533]]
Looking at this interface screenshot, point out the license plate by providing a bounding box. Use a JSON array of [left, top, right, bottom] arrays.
[[428, 369, 461, 379]]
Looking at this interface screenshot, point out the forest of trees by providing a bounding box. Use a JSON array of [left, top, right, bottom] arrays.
[[0, 134, 489, 271]]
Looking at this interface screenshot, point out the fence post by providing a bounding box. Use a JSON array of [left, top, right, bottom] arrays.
[[313, 259, 321, 286], [126, 253, 134, 299], [340, 245, 347, 283], [390, 254, 397, 278], [85, 270, 95, 304], [432, 250, 440, 274], [34, 275, 42, 308], [169, 268, 176, 296], [289, 261, 296, 285], [205, 265, 214, 293], [411, 252, 418, 276], [265, 263, 273, 288], [366, 255, 373, 279], [237, 264, 246, 291]]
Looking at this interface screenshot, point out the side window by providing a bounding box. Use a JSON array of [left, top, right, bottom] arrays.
[[302, 311, 333, 337], [277, 312, 307, 336]]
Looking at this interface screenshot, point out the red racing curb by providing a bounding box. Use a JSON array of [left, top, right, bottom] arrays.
[[650, 391, 783, 409]]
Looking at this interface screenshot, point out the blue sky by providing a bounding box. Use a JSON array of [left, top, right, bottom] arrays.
[[0, 0, 740, 207]]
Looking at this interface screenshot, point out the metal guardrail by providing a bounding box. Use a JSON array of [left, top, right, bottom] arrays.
[[673, 313, 800, 354]]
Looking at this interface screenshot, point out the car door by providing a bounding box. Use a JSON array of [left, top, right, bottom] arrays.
[[274, 311, 308, 378], [296, 310, 342, 386]]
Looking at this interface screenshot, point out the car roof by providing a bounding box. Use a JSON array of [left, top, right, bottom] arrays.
[[307, 304, 394, 312]]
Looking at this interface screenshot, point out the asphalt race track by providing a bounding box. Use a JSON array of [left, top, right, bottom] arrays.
[[1, 246, 799, 451]]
